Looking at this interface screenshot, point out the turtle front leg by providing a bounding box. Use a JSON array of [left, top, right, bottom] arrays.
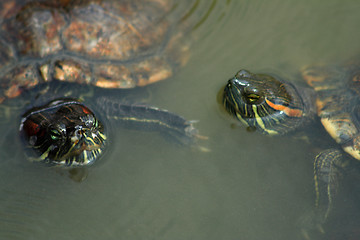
[[313, 148, 347, 221], [302, 148, 348, 239], [95, 97, 201, 145]]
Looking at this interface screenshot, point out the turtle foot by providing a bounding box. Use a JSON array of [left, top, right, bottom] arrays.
[[299, 208, 326, 240]]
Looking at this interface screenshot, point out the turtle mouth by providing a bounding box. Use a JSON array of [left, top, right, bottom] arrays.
[[223, 78, 257, 118], [223, 80, 241, 116], [58, 129, 107, 167]]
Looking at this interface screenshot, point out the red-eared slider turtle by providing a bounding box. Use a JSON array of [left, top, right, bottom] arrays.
[[221, 60, 360, 237], [0, 0, 198, 170]]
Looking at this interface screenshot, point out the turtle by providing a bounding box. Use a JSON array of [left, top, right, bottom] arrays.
[[221, 60, 360, 237], [0, 0, 199, 173]]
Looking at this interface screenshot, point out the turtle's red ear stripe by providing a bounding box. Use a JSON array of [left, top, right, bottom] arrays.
[[265, 98, 303, 118], [22, 119, 41, 136], [80, 105, 91, 115]]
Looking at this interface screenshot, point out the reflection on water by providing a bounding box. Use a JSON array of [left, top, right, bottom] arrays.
[[1, 0, 360, 239]]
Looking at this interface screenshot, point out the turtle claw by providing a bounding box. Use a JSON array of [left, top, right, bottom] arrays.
[[193, 133, 211, 152], [197, 145, 211, 153], [298, 208, 326, 240], [195, 134, 209, 141], [179, 120, 209, 152], [301, 225, 325, 240]]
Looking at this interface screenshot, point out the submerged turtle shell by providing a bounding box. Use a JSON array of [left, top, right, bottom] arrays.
[[0, 0, 197, 169], [302, 60, 360, 161], [0, 0, 189, 103]]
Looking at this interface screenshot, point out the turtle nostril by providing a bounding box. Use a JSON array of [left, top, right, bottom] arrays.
[[227, 78, 239, 87]]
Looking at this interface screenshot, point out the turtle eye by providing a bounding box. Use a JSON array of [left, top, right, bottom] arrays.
[[50, 129, 62, 140], [50, 124, 66, 140], [243, 91, 262, 104]]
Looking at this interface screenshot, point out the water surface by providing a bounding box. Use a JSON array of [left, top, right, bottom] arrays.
[[1, 0, 360, 239]]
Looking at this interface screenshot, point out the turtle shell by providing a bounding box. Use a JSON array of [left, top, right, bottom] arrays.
[[302, 60, 360, 160], [0, 0, 189, 103]]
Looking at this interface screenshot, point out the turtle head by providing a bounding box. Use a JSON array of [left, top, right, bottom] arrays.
[[222, 69, 305, 135], [20, 99, 107, 167]]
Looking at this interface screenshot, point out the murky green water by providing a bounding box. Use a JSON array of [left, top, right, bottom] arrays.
[[1, 0, 360, 239]]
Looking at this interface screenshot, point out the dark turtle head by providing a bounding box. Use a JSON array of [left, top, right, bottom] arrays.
[[222, 69, 306, 134], [20, 99, 106, 167]]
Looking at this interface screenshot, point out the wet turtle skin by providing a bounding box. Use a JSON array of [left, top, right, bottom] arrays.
[[0, 0, 197, 168], [221, 60, 360, 237], [222, 69, 316, 135], [17, 93, 198, 168], [20, 99, 106, 167]]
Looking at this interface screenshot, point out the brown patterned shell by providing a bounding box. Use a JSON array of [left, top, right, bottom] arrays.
[[0, 0, 189, 103], [302, 60, 360, 160]]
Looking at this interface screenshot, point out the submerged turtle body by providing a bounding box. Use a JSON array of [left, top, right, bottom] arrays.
[[222, 60, 360, 235], [302, 63, 360, 161], [0, 0, 197, 168]]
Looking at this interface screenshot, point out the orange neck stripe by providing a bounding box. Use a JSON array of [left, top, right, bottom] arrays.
[[265, 98, 303, 117]]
